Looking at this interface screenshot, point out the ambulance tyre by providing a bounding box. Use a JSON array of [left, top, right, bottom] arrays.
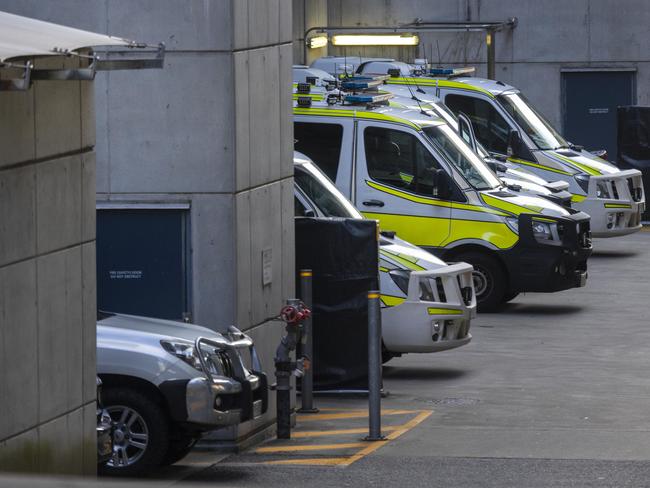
[[454, 251, 506, 312], [502, 291, 519, 303], [381, 342, 395, 364]]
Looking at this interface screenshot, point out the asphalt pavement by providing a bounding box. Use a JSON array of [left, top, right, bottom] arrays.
[[178, 230, 650, 487]]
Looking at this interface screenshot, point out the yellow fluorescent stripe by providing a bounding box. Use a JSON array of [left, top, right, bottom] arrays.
[[379, 266, 390, 273], [296, 409, 415, 422], [291, 426, 400, 438], [381, 294, 406, 307], [366, 180, 507, 216], [552, 153, 601, 176], [604, 203, 632, 208], [446, 219, 518, 250], [339, 411, 433, 467], [507, 157, 574, 176], [256, 443, 366, 453], [368, 292, 380, 299], [265, 457, 349, 466], [293, 107, 419, 130], [380, 248, 425, 271], [387, 78, 495, 98], [481, 193, 543, 216], [292, 93, 325, 101], [532, 216, 557, 223], [363, 212, 450, 248], [571, 194, 587, 203], [427, 307, 462, 315]]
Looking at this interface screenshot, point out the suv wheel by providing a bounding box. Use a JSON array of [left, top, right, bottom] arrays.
[[99, 387, 170, 477]]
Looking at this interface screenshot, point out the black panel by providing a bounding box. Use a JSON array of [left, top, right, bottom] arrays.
[[295, 217, 379, 390]]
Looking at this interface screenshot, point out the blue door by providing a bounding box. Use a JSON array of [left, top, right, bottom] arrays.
[[562, 70, 636, 159], [97, 209, 189, 320]]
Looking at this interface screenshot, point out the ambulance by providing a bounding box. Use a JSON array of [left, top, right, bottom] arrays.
[[293, 152, 475, 362], [293, 78, 592, 310], [345, 58, 646, 237]]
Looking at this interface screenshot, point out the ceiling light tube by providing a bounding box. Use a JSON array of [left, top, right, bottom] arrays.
[[307, 36, 328, 49], [331, 34, 419, 46]]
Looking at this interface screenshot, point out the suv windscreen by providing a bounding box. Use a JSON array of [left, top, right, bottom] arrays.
[[294, 164, 362, 218], [422, 125, 501, 190], [497, 92, 569, 150]]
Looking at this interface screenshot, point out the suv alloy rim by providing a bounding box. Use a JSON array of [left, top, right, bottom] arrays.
[[106, 405, 150, 467]]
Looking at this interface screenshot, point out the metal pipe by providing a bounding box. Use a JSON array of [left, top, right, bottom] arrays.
[[298, 270, 318, 413], [365, 290, 385, 441]]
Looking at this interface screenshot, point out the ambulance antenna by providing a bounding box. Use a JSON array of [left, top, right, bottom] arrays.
[[401, 74, 429, 117]]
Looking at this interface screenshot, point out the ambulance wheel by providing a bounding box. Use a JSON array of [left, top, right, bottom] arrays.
[[381, 342, 396, 364], [455, 251, 506, 312]]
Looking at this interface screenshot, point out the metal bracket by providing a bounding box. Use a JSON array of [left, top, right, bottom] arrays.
[[0, 42, 165, 90]]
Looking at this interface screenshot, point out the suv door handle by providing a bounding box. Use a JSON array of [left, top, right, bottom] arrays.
[[362, 199, 385, 207]]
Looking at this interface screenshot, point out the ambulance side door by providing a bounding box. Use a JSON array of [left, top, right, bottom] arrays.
[[354, 120, 451, 249], [294, 116, 355, 199]]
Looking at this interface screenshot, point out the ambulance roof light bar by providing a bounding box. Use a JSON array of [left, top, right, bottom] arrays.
[[428, 66, 476, 77]]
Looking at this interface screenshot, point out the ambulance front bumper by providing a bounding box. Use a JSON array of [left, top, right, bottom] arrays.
[[503, 212, 592, 293], [381, 262, 476, 353], [574, 170, 645, 237]]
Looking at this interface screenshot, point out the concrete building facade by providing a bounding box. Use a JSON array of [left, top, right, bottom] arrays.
[[0, 0, 294, 449], [0, 55, 97, 475]]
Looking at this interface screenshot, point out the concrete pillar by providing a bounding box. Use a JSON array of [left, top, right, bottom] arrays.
[[0, 56, 97, 476]]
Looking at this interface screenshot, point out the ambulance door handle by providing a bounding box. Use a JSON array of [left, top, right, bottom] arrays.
[[362, 199, 384, 207]]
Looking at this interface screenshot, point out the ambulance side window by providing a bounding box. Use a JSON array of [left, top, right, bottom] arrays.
[[294, 122, 343, 182], [364, 126, 443, 197], [445, 95, 510, 155]]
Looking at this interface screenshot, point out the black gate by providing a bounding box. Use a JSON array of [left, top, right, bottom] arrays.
[[97, 208, 190, 320]]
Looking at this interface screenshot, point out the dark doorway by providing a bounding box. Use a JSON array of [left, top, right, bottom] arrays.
[[97, 208, 190, 320], [562, 70, 636, 159]]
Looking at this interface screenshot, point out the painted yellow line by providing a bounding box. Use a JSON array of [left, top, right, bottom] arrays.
[[255, 442, 366, 454], [339, 410, 433, 467], [265, 457, 349, 466], [291, 426, 400, 438], [297, 409, 415, 422]]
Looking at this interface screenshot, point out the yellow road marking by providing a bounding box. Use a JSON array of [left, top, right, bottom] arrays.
[[291, 426, 400, 438], [338, 410, 433, 467], [265, 457, 349, 466], [297, 409, 414, 422], [255, 442, 366, 453]]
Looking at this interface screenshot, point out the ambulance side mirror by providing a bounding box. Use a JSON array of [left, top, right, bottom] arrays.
[[433, 169, 453, 200], [507, 130, 525, 160]]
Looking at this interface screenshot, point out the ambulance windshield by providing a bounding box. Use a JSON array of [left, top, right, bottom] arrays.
[[422, 125, 501, 190], [294, 163, 363, 219], [497, 92, 569, 151]]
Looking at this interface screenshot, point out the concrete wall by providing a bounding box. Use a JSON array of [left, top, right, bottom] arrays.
[[323, 0, 650, 129], [0, 55, 97, 475], [294, 0, 329, 64], [0, 0, 295, 444]]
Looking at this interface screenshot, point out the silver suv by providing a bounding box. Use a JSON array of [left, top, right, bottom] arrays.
[[97, 312, 267, 476]]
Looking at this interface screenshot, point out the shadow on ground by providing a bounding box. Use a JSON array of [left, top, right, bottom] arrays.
[[498, 303, 584, 315], [383, 367, 467, 381]]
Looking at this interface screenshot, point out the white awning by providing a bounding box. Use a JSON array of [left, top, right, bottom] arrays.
[[0, 10, 135, 63], [0, 10, 164, 90]]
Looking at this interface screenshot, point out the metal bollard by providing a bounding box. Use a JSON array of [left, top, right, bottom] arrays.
[[365, 290, 385, 441], [298, 269, 319, 413]]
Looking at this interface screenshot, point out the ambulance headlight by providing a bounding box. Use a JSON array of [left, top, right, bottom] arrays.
[[575, 174, 590, 193], [596, 181, 610, 199], [505, 217, 519, 234], [532, 220, 556, 241]]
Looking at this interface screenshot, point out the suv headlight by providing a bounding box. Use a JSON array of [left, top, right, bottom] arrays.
[[531, 220, 558, 242], [575, 174, 590, 193], [596, 181, 610, 199], [161, 340, 204, 371]]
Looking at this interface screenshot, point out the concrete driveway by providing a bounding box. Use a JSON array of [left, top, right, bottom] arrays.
[[183, 230, 650, 487]]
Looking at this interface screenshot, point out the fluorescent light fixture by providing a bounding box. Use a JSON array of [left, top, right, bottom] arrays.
[[331, 34, 419, 46], [307, 36, 328, 49]]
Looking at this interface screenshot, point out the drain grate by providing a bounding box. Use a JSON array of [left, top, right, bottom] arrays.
[[414, 397, 481, 406]]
